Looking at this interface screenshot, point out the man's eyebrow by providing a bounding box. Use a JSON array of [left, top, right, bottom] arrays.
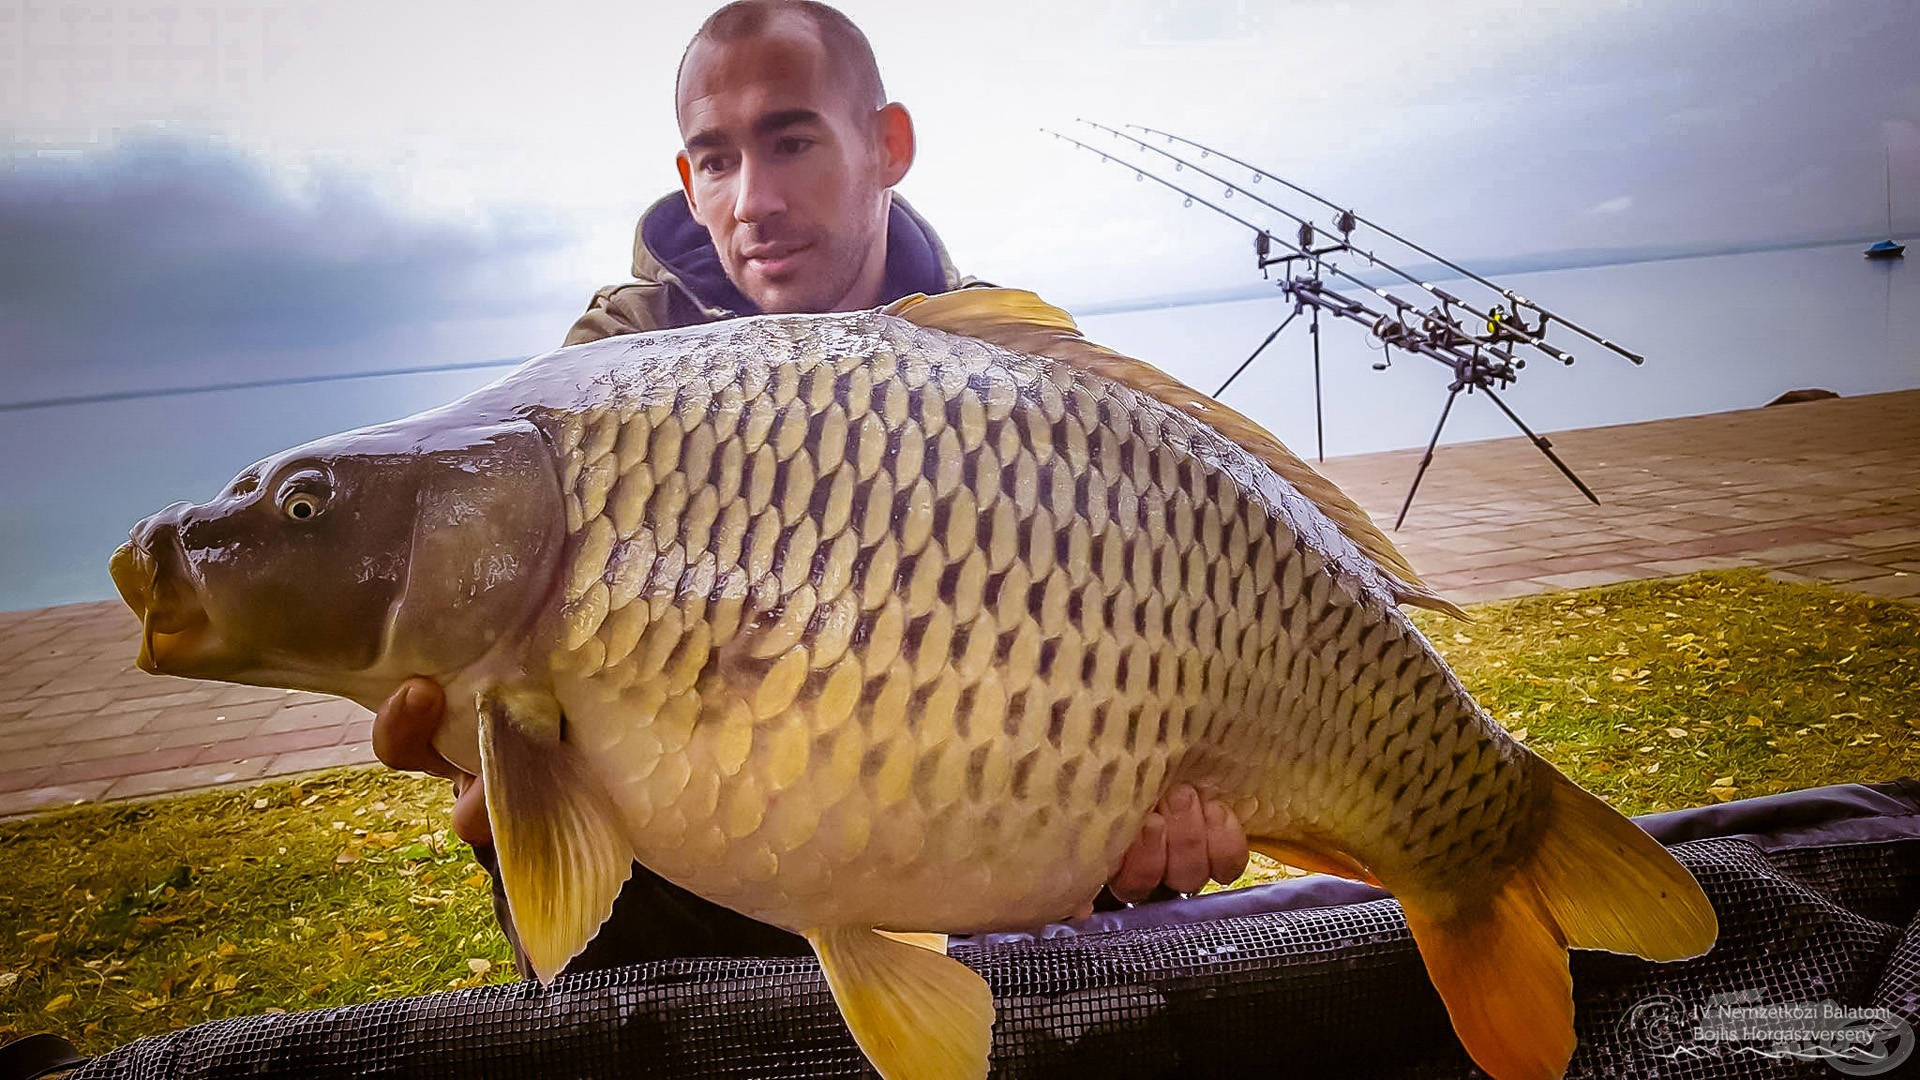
[[683, 109, 825, 153], [684, 127, 731, 152]]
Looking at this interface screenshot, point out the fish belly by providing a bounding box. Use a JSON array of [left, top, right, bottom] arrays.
[[561, 680, 1172, 931]]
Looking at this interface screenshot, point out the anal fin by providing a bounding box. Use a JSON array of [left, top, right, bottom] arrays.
[[807, 925, 994, 1080], [876, 930, 951, 955], [477, 685, 634, 983], [1248, 834, 1383, 887]]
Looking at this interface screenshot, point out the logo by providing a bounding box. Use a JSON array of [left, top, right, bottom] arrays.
[[1619, 991, 1915, 1076]]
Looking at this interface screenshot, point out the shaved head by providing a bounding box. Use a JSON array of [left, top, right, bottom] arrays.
[[676, 1, 885, 121]]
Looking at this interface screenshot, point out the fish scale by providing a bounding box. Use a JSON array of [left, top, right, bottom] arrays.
[[113, 289, 1713, 1080], [531, 310, 1532, 937]]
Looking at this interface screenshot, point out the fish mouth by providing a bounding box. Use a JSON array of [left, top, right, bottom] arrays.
[[111, 539, 212, 674]]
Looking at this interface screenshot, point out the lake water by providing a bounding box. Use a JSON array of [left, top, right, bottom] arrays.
[[2, 241, 1912, 612]]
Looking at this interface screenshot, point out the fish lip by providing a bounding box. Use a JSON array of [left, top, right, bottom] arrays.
[[111, 536, 211, 673]]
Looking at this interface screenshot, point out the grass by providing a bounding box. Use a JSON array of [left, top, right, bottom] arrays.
[[3, 568, 1917, 1054], [0, 771, 514, 1053]]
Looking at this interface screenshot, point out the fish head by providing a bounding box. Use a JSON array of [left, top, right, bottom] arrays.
[[110, 415, 564, 707]]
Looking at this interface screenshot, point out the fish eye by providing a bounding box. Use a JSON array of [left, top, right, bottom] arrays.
[[274, 469, 331, 522], [283, 493, 323, 521]]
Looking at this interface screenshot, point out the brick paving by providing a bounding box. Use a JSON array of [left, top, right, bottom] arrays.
[[2, 389, 1916, 819]]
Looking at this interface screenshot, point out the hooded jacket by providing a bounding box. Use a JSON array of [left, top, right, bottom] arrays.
[[561, 190, 967, 346]]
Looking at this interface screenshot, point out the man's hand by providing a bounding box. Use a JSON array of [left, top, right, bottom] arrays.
[[371, 677, 491, 845], [1106, 785, 1250, 903]]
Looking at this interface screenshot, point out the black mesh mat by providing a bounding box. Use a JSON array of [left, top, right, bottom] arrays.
[[65, 781, 1920, 1079]]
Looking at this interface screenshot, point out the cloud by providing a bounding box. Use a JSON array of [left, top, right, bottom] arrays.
[[1589, 196, 1634, 215], [0, 134, 589, 404]]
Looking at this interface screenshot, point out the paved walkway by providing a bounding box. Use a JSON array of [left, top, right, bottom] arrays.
[[3, 390, 1916, 818]]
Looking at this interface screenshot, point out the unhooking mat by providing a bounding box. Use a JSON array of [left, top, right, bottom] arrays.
[[55, 780, 1920, 1078]]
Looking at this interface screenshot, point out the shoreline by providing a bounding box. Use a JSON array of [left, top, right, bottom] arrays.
[[3, 389, 1917, 819]]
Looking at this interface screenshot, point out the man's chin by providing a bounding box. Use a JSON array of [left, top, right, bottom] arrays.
[[737, 263, 860, 315], [747, 287, 831, 316]]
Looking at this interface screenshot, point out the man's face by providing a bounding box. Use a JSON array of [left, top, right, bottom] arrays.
[[676, 18, 907, 314]]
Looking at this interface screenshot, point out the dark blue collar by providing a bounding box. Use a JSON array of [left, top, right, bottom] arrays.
[[638, 195, 950, 327]]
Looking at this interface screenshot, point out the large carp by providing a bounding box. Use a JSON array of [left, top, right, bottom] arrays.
[[111, 289, 1714, 1080]]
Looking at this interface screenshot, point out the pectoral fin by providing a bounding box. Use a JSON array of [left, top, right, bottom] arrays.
[[477, 685, 634, 982], [806, 925, 994, 1080]]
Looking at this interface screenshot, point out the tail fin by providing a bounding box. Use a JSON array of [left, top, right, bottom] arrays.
[[1400, 770, 1717, 1080]]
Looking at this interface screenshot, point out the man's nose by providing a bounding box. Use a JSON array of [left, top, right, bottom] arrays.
[[732, 156, 786, 223]]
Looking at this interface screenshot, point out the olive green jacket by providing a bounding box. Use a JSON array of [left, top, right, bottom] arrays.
[[561, 191, 967, 347]]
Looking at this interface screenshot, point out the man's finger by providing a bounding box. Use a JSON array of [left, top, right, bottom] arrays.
[[1160, 784, 1211, 895], [1108, 811, 1168, 903], [450, 773, 492, 846], [1203, 797, 1250, 886], [369, 677, 455, 778]]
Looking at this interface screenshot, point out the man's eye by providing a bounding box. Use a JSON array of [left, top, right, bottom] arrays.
[[775, 136, 812, 155], [698, 155, 734, 175]]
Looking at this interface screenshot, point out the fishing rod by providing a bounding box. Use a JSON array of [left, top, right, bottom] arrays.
[[1052, 124, 1619, 526], [1127, 122, 1645, 366], [1048, 127, 1512, 367], [1077, 119, 1581, 369], [1047, 127, 1531, 466]]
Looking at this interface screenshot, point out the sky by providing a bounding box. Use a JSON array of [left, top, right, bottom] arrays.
[[1, 0, 1916, 403]]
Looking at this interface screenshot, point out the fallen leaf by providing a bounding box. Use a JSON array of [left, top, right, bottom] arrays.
[[1666, 728, 1690, 738], [43, 992, 72, 1013], [252, 798, 269, 810], [468, 958, 493, 976]]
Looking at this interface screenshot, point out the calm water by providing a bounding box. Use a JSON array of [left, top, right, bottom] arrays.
[[2, 241, 1912, 612]]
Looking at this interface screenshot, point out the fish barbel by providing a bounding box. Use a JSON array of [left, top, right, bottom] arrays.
[[111, 289, 1715, 1080]]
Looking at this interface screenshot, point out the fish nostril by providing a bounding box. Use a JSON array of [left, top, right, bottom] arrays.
[[131, 502, 191, 552]]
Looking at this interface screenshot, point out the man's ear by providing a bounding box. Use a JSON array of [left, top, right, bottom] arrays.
[[875, 102, 915, 188], [676, 151, 700, 215]]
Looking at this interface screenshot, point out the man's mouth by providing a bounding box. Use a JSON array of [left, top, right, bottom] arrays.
[[741, 243, 809, 277]]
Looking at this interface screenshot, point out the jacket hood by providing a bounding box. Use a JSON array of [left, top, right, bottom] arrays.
[[630, 191, 963, 325]]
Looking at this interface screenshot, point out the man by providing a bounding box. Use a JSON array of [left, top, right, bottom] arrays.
[[373, 0, 1249, 972]]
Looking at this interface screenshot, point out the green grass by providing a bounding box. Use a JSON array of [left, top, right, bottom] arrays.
[[3, 568, 1917, 1054], [0, 771, 514, 1053], [1406, 567, 1919, 815]]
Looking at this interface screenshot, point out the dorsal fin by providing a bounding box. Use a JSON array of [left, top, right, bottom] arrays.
[[885, 289, 1464, 618]]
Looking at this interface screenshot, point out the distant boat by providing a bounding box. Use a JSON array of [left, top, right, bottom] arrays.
[[1867, 149, 1905, 259]]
